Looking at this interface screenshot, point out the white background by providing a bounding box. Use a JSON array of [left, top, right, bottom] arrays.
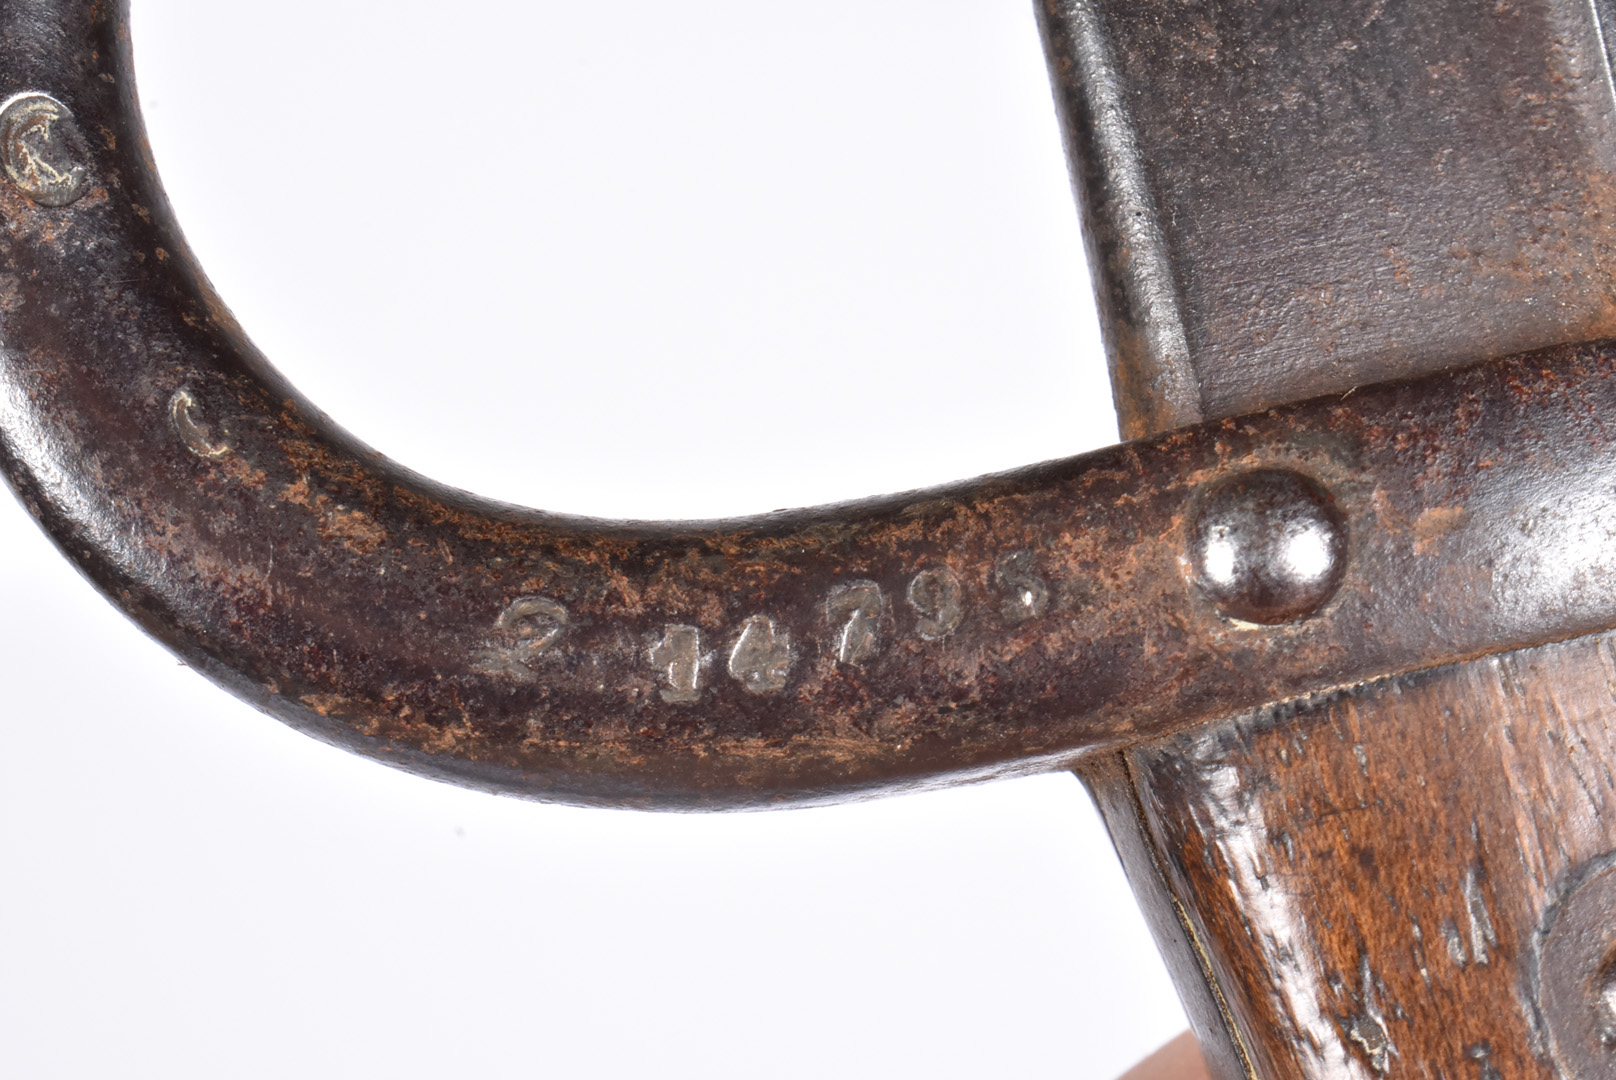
[[0, 1, 1188, 1076]]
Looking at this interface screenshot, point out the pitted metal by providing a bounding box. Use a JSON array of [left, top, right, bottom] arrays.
[[7, 2, 1616, 809]]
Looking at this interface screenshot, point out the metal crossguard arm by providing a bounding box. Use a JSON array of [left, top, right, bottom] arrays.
[[11, 1, 1616, 1076]]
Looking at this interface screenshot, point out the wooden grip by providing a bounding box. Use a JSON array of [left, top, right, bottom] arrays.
[[1082, 630, 1616, 1079]]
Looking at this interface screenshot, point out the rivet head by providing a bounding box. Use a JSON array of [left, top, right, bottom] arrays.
[[1537, 859, 1616, 1078], [0, 92, 89, 207], [1187, 468, 1347, 624]]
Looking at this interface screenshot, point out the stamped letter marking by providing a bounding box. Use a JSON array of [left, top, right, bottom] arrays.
[[728, 615, 793, 694], [826, 581, 883, 665], [649, 624, 703, 703], [907, 568, 964, 640], [995, 551, 1050, 623]]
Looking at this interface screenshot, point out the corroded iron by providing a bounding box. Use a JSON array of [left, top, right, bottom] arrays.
[[1037, 0, 1616, 437], [1046, 3, 1616, 1076], [7, 4, 1616, 811], [20, 3, 1616, 1077]]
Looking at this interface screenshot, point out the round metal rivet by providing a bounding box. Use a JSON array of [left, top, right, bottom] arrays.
[[1538, 859, 1616, 1078], [0, 92, 89, 207], [1187, 468, 1347, 624]]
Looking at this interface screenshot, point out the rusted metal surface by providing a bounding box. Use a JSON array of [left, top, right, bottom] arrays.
[[1048, 4, 1616, 1077], [9, 2, 1616, 810], [1038, 0, 1616, 438]]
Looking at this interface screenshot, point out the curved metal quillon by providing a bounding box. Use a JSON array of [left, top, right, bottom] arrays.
[[7, 2, 1616, 808]]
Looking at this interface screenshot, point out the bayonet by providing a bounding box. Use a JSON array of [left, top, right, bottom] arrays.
[[6, 1, 1616, 1075]]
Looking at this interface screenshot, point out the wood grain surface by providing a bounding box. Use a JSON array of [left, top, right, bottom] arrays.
[[1087, 630, 1616, 1078]]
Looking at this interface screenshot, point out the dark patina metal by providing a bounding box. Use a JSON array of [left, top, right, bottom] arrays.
[[1536, 859, 1616, 1079], [1037, 0, 1616, 437], [8, 3, 1616, 811], [1042, 4, 1616, 1077], [18, 3, 1616, 1076]]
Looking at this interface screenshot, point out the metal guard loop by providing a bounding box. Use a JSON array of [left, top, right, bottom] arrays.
[[4, 2, 1616, 808]]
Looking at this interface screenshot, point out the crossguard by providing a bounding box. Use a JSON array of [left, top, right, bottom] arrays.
[[7, 1, 1616, 807]]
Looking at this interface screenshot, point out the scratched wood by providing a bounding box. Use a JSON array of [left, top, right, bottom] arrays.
[[1087, 631, 1616, 1078], [1084, 753, 1257, 1080]]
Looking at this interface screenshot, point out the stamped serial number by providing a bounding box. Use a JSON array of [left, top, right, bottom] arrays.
[[478, 554, 1052, 700]]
